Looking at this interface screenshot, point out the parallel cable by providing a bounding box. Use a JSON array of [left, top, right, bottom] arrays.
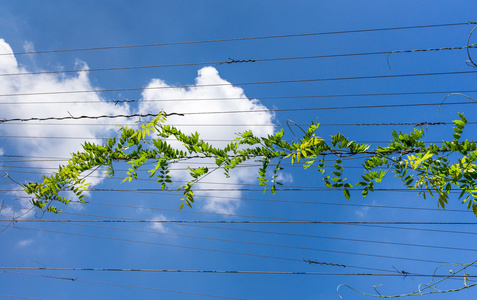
[[0, 137, 446, 144], [65, 219, 477, 253], [0, 225, 458, 266], [6, 208, 473, 265], [1, 70, 476, 98], [2, 101, 475, 124], [3, 219, 477, 225], [3, 22, 472, 56], [4, 271, 243, 299], [2, 90, 477, 105], [0, 187, 462, 194], [18, 208, 471, 254], [2, 267, 475, 278], [0, 189, 470, 214], [1, 43, 475, 77], [0, 294, 46, 300], [1, 121, 475, 127]]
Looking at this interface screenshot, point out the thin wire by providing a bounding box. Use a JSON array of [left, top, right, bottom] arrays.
[[1, 101, 474, 124], [16, 207, 468, 255], [353, 224, 477, 236], [0, 224, 466, 266], [57, 223, 413, 271], [0, 186, 469, 213], [0, 136, 445, 144], [387, 43, 477, 67], [3, 90, 477, 105], [64, 219, 477, 254], [85, 200, 470, 216], [0, 187, 462, 193], [13, 223, 438, 271], [3, 194, 476, 236], [1, 267, 475, 278], [2, 43, 476, 77], [4, 219, 477, 225], [0, 294, 46, 300], [1, 121, 475, 127], [3, 22, 471, 56], [1, 70, 476, 98], [15, 208, 477, 267], [4, 271, 244, 299], [0, 223, 461, 267]]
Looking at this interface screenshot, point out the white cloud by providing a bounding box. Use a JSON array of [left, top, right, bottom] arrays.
[[276, 172, 293, 184], [149, 214, 169, 233], [139, 67, 275, 214], [18, 238, 34, 247], [355, 200, 376, 218], [0, 39, 276, 216], [0, 39, 130, 216], [0, 191, 35, 219]]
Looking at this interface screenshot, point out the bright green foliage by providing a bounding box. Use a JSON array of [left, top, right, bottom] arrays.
[[22, 111, 477, 216]]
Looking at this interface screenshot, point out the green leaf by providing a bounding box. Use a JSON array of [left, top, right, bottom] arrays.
[[343, 188, 350, 200]]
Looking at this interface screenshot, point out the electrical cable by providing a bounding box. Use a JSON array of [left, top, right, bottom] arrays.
[[3, 271, 243, 299], [0, 225, 459, 267], [2, 43, 475, 77], [0, 294, 46, 300], [0, 101, 475, 124], [2, 90, 477, 105], [62, 218, 477, 254], [1, 70, 476, 98], [3, 219, 477, 225], [1, 267, 475, 278], [1, 121, 474, 127], [3, 22, 471, 56]]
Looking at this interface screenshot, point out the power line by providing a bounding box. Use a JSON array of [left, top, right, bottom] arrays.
[[0, 294, 46, 300], [19, 207, 470, 254], [3, 43, 476, 77], [60, 222, 431, 270], [4, 219, 477, 225], [0, 184, 469, 213], [1, 70, 476, 97], [0, 187, 461, 194], [0, 223, 462, 267], [8, 224, 436, 269], [0, 137, 446, 144], [2, 121, 474, 127], [3, 22, 472, 56], [24, 208, 477, 266], [65, 219, 477, 254], [1, 101, 475, 124], [1, 267, 474, 278], [5, 271, 246, 300], [84, 199, 470, 216], [2, 90, 477, 105], [0, 221, 468, 266]]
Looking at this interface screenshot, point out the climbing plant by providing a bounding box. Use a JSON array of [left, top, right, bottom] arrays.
[[20, 110, 476, 215]]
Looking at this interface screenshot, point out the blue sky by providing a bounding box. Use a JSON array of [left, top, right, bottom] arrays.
[[1, 1, 477, 299]]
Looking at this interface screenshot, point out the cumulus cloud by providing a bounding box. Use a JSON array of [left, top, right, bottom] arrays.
[[0, 39, 130, 171], [355, 200, 376, 218], [0, 39, 130, 215], [139, 67, 275, 213], [18, 238, 34, 247], [0, 38, 276, 216], [149, 214, 169, 233]]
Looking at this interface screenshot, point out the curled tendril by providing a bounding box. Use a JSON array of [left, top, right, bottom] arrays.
[[337, 260, 477, 298], [437, 93, 477, 115], [466, 25, 477, 68]]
